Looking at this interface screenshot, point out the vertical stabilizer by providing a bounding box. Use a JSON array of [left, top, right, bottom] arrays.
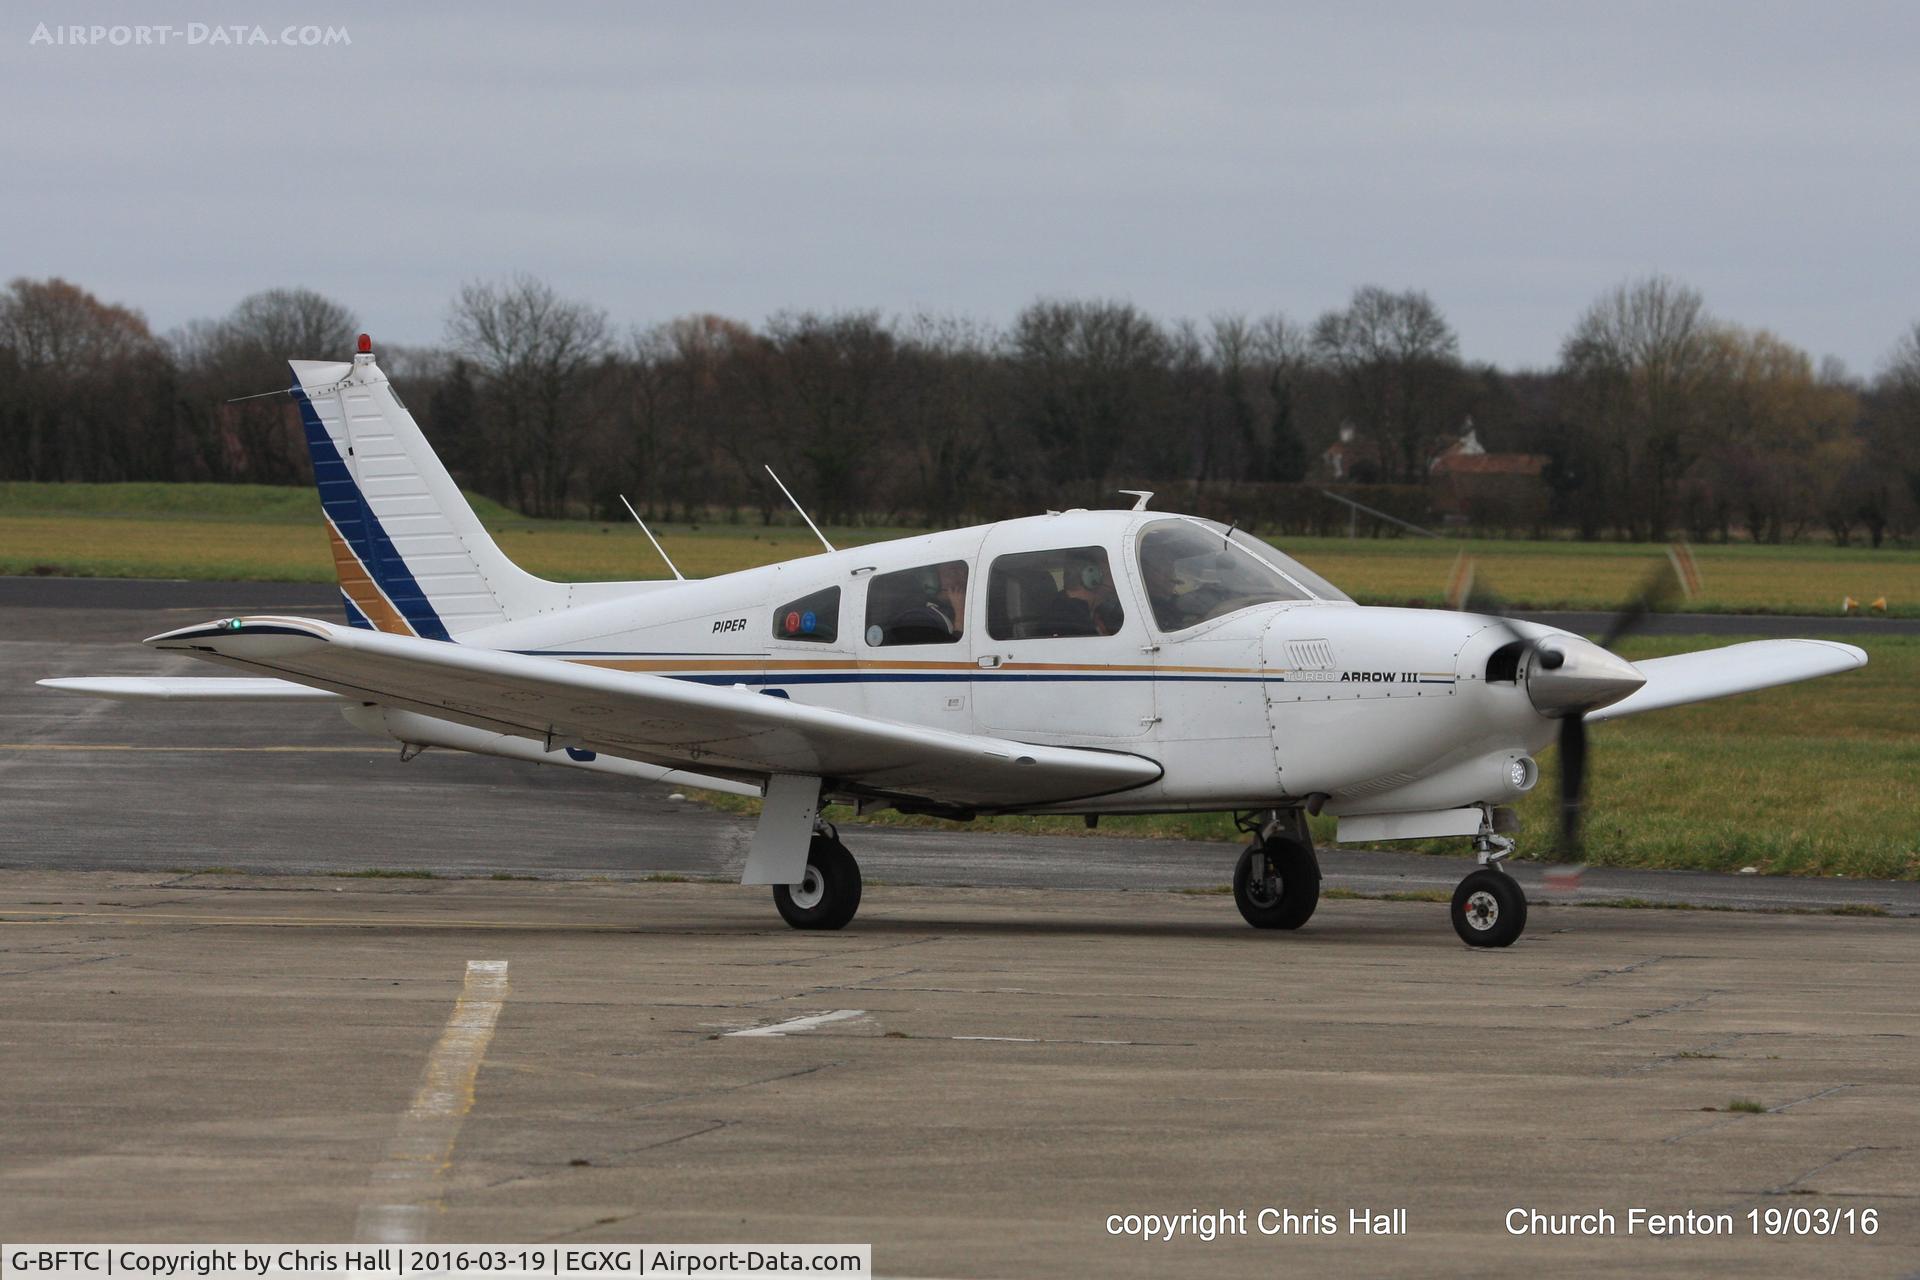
[[291, 338, 568, 638]]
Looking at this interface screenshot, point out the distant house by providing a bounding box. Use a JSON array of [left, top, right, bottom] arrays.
[[1428, 422, 1549, 525], [1319, 422, 1390, 482]]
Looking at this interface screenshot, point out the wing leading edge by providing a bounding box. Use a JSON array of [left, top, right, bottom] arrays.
[[142, 616, 1163, 809]]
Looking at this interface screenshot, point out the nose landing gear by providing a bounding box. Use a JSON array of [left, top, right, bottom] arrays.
[[1451, 825, 1527, 947]]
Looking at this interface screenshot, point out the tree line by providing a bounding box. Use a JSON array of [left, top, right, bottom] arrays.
[[3, 273, 1918, 545]]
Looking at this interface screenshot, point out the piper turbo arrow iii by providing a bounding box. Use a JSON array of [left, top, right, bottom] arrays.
[[43, 337, 1868, 946]]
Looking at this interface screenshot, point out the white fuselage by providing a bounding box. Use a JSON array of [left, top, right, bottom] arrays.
[[442, 509, 1560, 816]]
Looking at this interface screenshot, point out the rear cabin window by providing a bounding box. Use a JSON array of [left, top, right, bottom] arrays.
[[864, 561, 969, 647], [986, 546, 1125, 641], [771, 587, 839, 643]]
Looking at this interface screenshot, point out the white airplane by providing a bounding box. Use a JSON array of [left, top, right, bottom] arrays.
[[43, 337, 1869, 947]]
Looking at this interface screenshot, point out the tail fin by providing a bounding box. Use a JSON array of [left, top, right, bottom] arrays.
[[291, 338, 566, 639]]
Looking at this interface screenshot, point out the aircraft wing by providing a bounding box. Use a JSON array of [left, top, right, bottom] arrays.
[[1588, 639, 1867, 722], [138, 616, 1163, 809], [38, 677, 342, 701]]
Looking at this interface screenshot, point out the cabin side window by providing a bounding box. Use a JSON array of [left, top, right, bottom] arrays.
[[986, 546, 1125, 641], [863, 561, 969, 647], [771, 587, 840, 643]]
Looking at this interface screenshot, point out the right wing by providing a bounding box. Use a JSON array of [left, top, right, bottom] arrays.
[[1589, 639, 1867, 722], [138, 615, 1163, 810]]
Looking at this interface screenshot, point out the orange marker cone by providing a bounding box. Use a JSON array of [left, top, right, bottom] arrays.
[[1842, 596, 1857, 614], [1871, 596, 1888, 614]]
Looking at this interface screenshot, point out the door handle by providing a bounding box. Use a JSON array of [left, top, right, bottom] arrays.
[[977, 655, 1003, 669]]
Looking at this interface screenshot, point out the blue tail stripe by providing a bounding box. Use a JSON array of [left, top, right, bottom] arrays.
[[291, 381, 452, 642]]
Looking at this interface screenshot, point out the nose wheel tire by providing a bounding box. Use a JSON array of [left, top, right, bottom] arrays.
[[1451, 868, 1527, 947], [773, 835, 862, 930], [1232, 837, 1320, 930]]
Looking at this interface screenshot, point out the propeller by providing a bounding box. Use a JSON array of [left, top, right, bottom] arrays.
[[1451, 545, 1697, 857]]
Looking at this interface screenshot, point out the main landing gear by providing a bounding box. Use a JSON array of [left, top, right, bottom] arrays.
[[772, 828, 863, 930], [1232, 814, 1320, 930], [1450, 828, 1527, 948]]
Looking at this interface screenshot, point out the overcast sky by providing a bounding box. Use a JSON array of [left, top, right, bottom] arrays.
[[6, 2, 1917, 372]]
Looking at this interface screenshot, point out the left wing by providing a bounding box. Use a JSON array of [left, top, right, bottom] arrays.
[[134, 616, 1163, 809], [1589, 639, 1867, 722]]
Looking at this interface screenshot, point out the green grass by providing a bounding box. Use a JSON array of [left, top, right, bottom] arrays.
[[1723, 1099, 1767, 1114], [3, 480, 1918, 615], [0, 480, 524, 523]]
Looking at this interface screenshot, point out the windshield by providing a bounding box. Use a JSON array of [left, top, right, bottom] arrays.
[[1202, 521, 1354, 604], [1136, 519, 1315, 631]]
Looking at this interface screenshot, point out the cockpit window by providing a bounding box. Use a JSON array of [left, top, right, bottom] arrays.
[[1137, 519, 1318, 632], [864, 561, 968, 646], [1209, 522, 1353, 604]]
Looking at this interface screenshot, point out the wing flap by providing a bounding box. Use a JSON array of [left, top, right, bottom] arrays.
[[146, 616, 1162, 808], [1589, 639, 1867, 722]]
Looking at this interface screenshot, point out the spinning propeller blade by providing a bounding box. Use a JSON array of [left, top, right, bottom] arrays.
[[1450, 544, 1695, 858]]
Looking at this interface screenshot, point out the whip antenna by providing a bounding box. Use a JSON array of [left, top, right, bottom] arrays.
[[618, 495, 685, 581], [764, 465, 836, 554]]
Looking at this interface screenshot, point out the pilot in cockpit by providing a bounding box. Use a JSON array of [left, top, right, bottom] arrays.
[[1056, 550, 1123, 636], [932, 561, 968, 636]]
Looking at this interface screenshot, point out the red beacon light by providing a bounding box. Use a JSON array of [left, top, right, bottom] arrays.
[[356, 333, 372, 355]]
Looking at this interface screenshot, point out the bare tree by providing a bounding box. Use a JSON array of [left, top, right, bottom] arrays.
[[892, 313, 1002, 526], [1559, 276, 1718, 540], [1011, 299, 1170, 498], [1311, 286, 1463, 483], [0, 277, 170, 482], [446, 275, 611, 516], [171, 287, 360, 484]]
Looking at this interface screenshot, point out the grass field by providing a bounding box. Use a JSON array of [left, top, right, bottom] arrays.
[[4, 483, 1914, 879], [3, 481, 1918, 615]]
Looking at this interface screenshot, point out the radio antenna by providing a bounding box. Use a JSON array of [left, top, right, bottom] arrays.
[[618, 494, 685, 581], [764, 465, 836, 554]]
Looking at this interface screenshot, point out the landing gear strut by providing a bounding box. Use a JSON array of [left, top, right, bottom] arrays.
[[773, 829, 862, 930], [1451, 822, 1526, 947], [1232, 813, 1320, 930]]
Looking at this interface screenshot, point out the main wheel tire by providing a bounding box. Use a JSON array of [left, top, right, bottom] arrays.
[[1232, 837, 1320, 930], [772, 836, 862, 930], [1451, 868, 1527, 948]]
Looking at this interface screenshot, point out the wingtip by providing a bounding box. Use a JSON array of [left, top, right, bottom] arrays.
[[1797, 638, 1869, 668], [144, 616, 336, 649]]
